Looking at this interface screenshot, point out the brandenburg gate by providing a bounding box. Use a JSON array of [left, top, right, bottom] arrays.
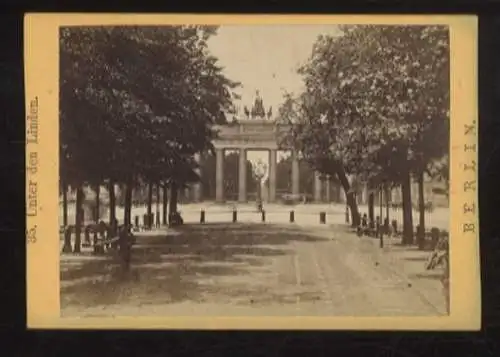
[[186, 92, 438, 206], [212, 118, 299, 203], [188, 92, 327, 204]]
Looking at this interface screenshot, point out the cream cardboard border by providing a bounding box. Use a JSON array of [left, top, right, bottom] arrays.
[[24, 14, 480, 330]]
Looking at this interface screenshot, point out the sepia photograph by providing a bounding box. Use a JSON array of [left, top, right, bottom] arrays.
[[58, 23, 452, 318], [24, 14, 479, 329]]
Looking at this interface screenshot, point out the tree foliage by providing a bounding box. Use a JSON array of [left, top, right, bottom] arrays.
[[60, 25, 240, 239], [279, 25, 450, 231], [291, 25, 449, 184], [60, 25, 240, 193]]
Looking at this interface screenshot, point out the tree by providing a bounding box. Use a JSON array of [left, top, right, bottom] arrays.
[[278, 92, 361, 226], [60, 25, 240, 252], [281, 25, 449, 241]]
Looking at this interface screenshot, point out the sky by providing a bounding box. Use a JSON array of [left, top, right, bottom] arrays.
[[207, 25, 341, 171]]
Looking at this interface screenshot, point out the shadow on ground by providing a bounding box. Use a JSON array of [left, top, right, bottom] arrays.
[[408, 272, 444, 282], [60, 223, 331, 311], [402, 256, 429, 262]]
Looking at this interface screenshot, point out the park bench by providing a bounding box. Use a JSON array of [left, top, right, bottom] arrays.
[[81, 221, 109, 248], [425, 231, 449, 270], [93, 225, 136, 254], [357, 218, 378, 237], [93, 235, 121, 253], [426, 244, 448, 270], [356, 215, 381, 238]]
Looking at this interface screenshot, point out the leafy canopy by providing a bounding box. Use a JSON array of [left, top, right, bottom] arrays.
[[280, 25, 449, 187], [60, 26, 241, 187]]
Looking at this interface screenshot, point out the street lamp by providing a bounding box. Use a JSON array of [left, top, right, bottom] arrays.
[[254, 159, 268, 211]]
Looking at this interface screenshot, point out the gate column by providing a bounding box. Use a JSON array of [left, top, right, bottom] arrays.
[[291, 150, 300, 197], [193, 153, 202, 202], [215, 148, 224, 202], [268, 149, 277, 203], [238, 148, 247, 202]]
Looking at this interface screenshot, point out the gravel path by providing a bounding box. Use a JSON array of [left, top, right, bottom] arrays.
[[60, 223, 446, 317]]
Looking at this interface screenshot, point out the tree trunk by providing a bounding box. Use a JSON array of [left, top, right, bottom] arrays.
[[61, 182, 72, 253], [94, 184, 100, 223], [62, 181, 68, 227], [417, 171, 426, 250], [147, 182, 153, 228], [336, 166, 360, 227], [169, 181, 179, 221], [368, 192, 375, 225], [73, 185, 84, 253], [124, 182, 133, 226], [155, 183, 160, 227], [401, 170, 414, 245], [385, 185, 390, 222], [156, 183, 160, 212], [109, 180, 116, 226], [162, 183, 168, 225]]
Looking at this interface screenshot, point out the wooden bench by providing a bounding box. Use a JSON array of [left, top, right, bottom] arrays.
[[356, 225, 377, 237], [93, 235, 120, 254], [425, 234, 449, 270], [426, 249, 448, 270], [93, 231, 136, 254]]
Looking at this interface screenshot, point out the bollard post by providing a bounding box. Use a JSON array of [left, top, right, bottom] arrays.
[[200, 210, 205, 223], [118, 226, 131, 274], [134, 215, 139, 229], [375, 218, 380, 238], [289, 210, 295, 223], [345, 204, 350, 224], [379, 226, 384, 248], [232, 210, 237, 223], [417, 225, 425, 250], [261, 210, 266, 222], [319, 212, 326, 224]]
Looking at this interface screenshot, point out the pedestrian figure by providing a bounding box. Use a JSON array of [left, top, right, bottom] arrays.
[[62, 226, 73, 253], [357, 213, 368, 237], [362, 213, 369, 235], [83, 225, 92, 247], [391, 219, 398, 236], [383, 217, 390, 235], [169, 211, 184, 227]]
